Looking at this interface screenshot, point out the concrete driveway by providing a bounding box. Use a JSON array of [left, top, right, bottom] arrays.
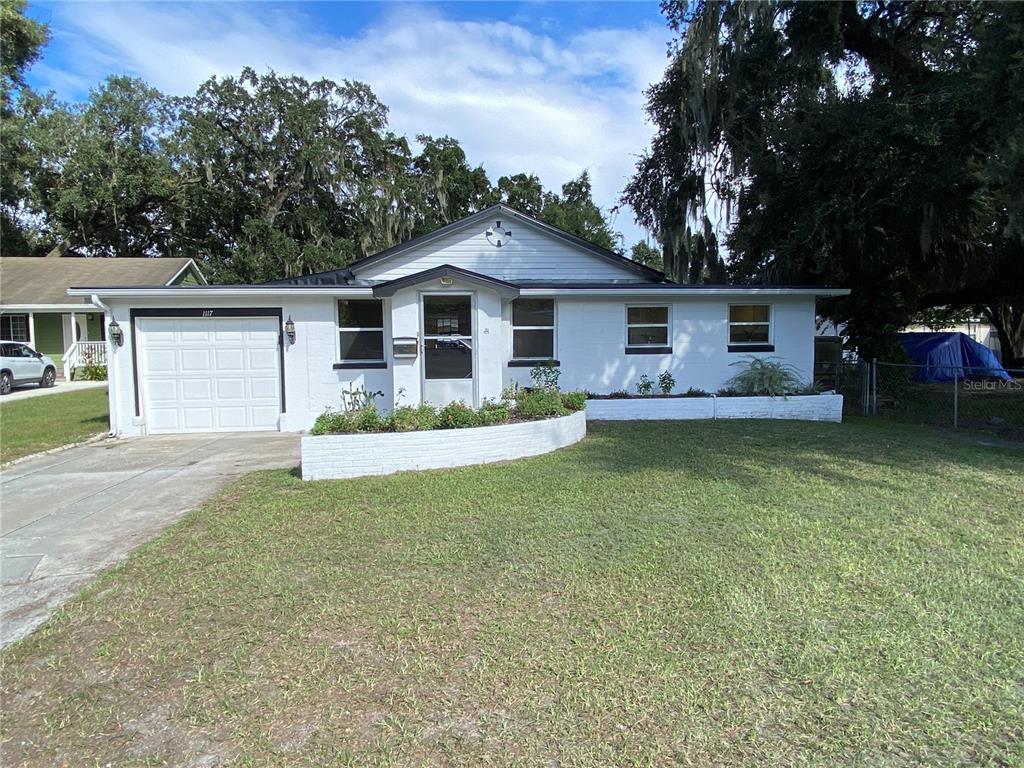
[[1, 432, 300, 647]]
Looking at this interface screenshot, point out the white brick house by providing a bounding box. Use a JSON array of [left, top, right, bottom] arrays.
[[69, 205, 849, 436]]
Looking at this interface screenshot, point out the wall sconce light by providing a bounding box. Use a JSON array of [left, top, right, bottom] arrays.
[[108, 319, 124, 347], [284, 316, 296, 345]]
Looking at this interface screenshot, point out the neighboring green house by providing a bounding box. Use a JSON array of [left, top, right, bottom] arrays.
[[0, 254, 205, 377]]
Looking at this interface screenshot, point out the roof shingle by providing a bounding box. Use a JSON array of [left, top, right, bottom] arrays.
[[0, 257, 200, 305]]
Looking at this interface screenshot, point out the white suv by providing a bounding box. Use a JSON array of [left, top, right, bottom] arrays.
[[0, 341, 57, 395]]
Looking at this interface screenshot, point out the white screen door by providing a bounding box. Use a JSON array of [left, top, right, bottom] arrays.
[[422, 294, 474, 406]]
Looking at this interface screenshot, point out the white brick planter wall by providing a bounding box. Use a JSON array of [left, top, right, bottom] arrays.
[[586, 394, 843, 423], [584, 397, 715, 421], [301, 410, 587, 481]]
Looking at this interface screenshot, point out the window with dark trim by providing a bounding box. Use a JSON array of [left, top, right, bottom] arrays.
[[626, 305, 669, 349], [728, 304, 771, 345], [0, 314, 29, 342], [511, 299, 555, 361], [338, 300, 385, 364]]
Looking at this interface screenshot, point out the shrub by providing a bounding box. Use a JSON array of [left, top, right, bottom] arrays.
[[310, 409, 358, 435], [389, 404, 440, 431], [529, 360, 561, 391], [74, 364, 107, 382], [354, 406, 385, 432], [516, 389, 568, 419], [561, 391, 587, 412], [389, 405, 419, 432], [726, 355, 805, 396], [413, 403, 439, 430], [309, 392, 571, 436], [682, 387, 710, 398], [636, 374, 654, 396], [477, 399, 511, 426], [657, 371, 675, 395], [437, 401, 480, 429]]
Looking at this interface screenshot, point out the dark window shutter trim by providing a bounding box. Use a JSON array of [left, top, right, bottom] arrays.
[[625, 346, 671, 355], [334, 361, 388, 370], [728, 344, 775, 353], [508, 359, 560, 368]]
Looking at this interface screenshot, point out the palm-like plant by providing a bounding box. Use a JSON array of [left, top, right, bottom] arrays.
[[726, 356, 805, 397]]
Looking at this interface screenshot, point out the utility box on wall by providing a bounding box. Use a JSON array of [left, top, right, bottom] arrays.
[[393, 336, 418, 359]]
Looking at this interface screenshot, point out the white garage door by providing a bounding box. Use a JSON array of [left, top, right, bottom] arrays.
[[138, 316, 282, 434]]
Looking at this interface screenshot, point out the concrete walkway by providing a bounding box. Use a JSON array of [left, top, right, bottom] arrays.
[[0, 431, 300, 647], [2, 381, 107, 402]]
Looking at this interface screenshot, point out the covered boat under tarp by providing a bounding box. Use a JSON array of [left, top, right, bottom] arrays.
[[897, 332, 1010, 382]]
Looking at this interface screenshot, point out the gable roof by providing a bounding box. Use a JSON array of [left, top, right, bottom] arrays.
[[0, 256, 205, 307], [371, 265, 521, 299], [266, 204, 669, 287], [349, 204, 668, 280]]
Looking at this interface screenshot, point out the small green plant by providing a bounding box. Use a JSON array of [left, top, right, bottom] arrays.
[[657, 371, 675, 395], [477, 399, 511, 426], [354, 405, 384, 432], [310, 409, 358, 435], [682, 387, 710, 398], [389, 406, 418, 432], [390, 403, 440, 431], [529, 361, 561, 391], [516, 389, 568, 419], [437, 401, 480, 429], [340, 385, 383, 412], [725, 355, 805, 396], [636, 374, 654, 396], [561, 391, 587, 412], [500, 383, 519, 404], [74, 364, 107, 382], [413, 403, 439, 430]]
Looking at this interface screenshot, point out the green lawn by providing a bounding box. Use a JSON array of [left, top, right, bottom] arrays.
[[0, 386, 109, 464], [2, 419, 1022, 766]]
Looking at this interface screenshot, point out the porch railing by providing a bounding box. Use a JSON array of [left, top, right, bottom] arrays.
[[62, 341, 108, 380]]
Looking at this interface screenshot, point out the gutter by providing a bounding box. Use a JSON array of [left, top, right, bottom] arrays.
[[90, 293, 117, 438], [68, 286, 851, 300], [518, 287, 852, 298], [67, 286, 376, 298]]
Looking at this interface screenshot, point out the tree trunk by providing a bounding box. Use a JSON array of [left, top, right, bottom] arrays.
[[986, 301, 1024, 368]]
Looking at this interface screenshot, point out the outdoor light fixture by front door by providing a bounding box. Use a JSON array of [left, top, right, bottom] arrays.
[[284, 316, 296, 345], [108, 319, 124, 347]]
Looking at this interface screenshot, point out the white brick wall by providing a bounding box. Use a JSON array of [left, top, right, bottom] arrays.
[[713, 394, 843, 421], [505, 295, 818, 396], [585, 397, 715, 420], [301, 410, 587, 481], [586, 394, 843, 422]]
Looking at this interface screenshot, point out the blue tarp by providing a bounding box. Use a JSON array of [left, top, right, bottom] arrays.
[[897, 332, 1011, 382]]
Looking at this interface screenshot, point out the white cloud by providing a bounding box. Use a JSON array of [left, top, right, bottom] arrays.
[[32, 2, 672, 245]]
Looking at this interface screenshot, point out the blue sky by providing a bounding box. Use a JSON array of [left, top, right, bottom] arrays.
[[24, 1, 674, 245]]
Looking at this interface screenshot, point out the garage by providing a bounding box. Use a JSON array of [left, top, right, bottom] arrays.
[[136, 315, 282, 434]]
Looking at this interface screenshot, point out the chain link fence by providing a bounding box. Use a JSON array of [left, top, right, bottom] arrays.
[[833, 359, 1024, 441]]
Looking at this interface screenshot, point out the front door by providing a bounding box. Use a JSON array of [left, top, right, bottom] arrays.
[[422, 294, 474, 406]]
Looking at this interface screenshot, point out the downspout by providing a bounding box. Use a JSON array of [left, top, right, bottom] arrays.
[[90, 294, 117, 437]]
